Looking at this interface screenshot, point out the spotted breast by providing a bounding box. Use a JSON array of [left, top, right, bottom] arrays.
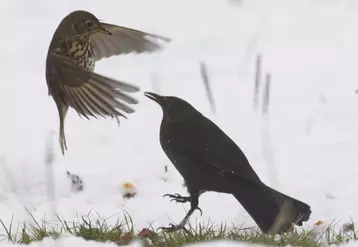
[[62, 35, 96, 72]]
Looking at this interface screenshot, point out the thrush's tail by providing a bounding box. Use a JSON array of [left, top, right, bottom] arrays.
[[232, 180, 311, 234]]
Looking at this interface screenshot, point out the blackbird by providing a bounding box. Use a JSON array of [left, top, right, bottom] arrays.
[[144, 92, 311, 234]]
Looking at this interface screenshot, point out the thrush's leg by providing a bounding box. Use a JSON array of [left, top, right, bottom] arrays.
[[159, 190, 201, 232], [58, 103, 69, 155]]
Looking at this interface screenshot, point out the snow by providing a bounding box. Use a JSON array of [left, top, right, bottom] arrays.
[[0, 236, 142, 247], [0, 236, 268, 247], [1, 0, 358, 246]]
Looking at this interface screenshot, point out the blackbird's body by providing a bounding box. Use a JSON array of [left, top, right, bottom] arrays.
[[159, 117, 262, 189], [145, 92, 311, 234], [46, 10, 170, 155]]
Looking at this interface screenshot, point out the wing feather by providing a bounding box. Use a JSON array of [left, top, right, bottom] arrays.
[[92, 23, 171, 61], [48, 51, 139, 119]]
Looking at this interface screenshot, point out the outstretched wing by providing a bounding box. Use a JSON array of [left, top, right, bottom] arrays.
[[48, 51, 140, 119], [92, 23, 171, 61]]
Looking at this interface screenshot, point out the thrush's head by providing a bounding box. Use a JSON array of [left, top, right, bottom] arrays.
[[54, 10, 111, 38], [144, 92, 198, 122]]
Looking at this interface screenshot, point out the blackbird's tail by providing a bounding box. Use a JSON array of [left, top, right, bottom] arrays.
[[232, 180, 311, 234]]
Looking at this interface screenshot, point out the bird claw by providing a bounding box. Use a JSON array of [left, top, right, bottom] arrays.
[[163, 193, 180, 198], [157, 223, 178, 232], [59, 136, 68, 155], [163, 193, 190, 203], [170, 197, 189, 203], [195, 206, 203, 216], [158, 223, 190, 234]]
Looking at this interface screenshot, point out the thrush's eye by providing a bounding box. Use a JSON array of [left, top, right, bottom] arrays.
[[85, 20, 94, 28]]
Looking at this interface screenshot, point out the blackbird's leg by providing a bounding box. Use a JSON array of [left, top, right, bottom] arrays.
[[159, 190, 202, 232], [163, 192, 202, 215]]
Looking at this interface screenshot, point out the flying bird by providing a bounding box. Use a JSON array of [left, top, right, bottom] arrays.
[[46, 10, 170, 154], [144, 92, 311, 234]]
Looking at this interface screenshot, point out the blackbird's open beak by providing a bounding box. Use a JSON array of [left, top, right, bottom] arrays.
[[144, 92, 165, 105]]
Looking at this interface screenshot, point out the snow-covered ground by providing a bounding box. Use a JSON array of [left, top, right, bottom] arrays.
[[0, 236, 268, 247], [1, 0, 358, 246]]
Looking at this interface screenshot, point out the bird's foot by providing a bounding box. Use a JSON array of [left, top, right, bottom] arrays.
[[158, 223, 182, 232], [59, 135, 67, 155], [194, 206, 203, 216], [163, 193, 203, 216], [158, 223, 192, 235], [62, 140, 68, 153], [163, 193, 190, 203]]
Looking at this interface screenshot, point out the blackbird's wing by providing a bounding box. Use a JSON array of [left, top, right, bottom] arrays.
[[48, 51, 140, 119], [92, 23, 171, 61], [168, 117, 262, 185]]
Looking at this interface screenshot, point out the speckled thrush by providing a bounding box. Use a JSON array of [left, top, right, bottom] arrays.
[[46, 10, 170, 155]]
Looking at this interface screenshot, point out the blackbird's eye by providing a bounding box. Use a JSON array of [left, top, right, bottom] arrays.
[[85, 20, 94, 28]]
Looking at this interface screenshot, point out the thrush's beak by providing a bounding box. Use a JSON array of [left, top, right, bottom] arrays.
[[99, 26, 112, 35], [144, 92, 164, 105]]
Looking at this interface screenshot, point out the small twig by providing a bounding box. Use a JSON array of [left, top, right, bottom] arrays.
[[0, 157, 18, 193], [253, 54, 262, 111], [260, 72, 279, 189], [44, 132, 58, 224], [262, 73, 271, 114], [0, 215, 14, 242], [200, 62, 216, 114]]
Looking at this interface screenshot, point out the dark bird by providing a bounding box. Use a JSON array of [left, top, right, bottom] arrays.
[[46, 10, 171, 155], [144, 92, 311, 234]]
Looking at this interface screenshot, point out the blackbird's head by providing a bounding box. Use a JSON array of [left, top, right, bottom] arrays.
[[55, 10, 112, 38], [144, 92, 196, 122]]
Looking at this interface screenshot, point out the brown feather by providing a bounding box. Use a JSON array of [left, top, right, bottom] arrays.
[[92, 23, 171, 61], [49, 52, 137, 119]]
